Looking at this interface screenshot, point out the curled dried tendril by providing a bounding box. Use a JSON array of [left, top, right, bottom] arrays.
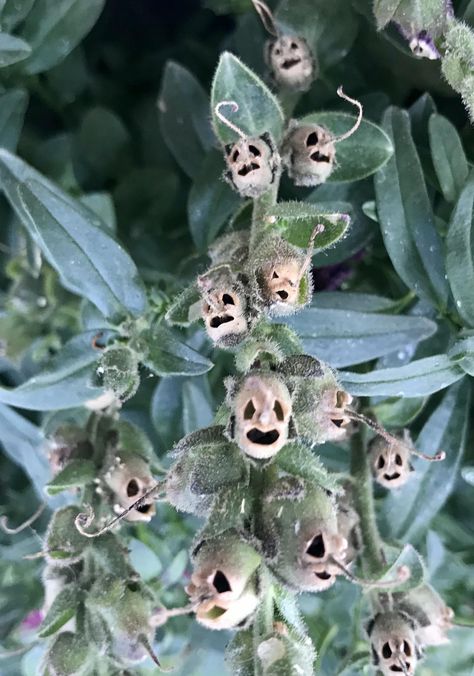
[[0, 502, 46, 534]]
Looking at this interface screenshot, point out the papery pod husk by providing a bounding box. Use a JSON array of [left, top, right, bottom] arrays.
[[46, 507, 89, 566], [166, 426, 249, 515], [393, 584, 454, 646], [46, 424, 93, 476], [367, 610, 420, 676], [44, 631, 93, 676]]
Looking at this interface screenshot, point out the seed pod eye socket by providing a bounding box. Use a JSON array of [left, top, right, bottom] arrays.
[[306, 533, 325, 559], [244, 400, 256, 419], [126, 479, 139, 497], [212, 570, 232, 594], [306, 131, 318, 146], [382, 643, 392, 659]]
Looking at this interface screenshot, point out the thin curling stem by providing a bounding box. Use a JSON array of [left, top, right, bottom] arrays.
[[411, 448, 446, 462], [0, 502, 46, 534], [333, 87, 363, 143], [252, 0, 278, 37], [214, 101, 246, 139], [75, 481, 165, 538], [329, 556, 410, 589]]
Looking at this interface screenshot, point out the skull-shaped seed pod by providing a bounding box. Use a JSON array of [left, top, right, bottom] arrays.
[[261, 482, 348, 592], [250, 233, 315, 316], [367, 611, 421, 676], [226, 372, 293, 459], [394, 585, 454, 647], [197, 266, 252, 348], [186, 532, 261, 630], [281, 87, 363, 187], [369, 436, 414, 490], [266, 35, 316, 91], [45, 506, 89, 567], [215, 101, 281, 199], [102, 450, 156, 522], [166, 426, 249, 515]]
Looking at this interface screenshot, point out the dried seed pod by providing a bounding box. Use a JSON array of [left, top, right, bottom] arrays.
[[266, 35, 315, 91], [282, 87, 363, 186], [226, 372, 293, 459], [216, 101, 281, 198], [197, 266, 251, 348], [103, 452, 156, 522], [186, 532, 261, 630], [367, 611, 420, 676], [395, 584, 454, 647], [261, 482, 348, 592]]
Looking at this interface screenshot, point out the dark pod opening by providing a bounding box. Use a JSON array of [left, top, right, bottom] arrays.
[[306, 533, 325, 559], [315, 571, 331, 580], [127, 479, 139, 497], [306, 131, 318, 146], [237, 163, 260, 176], [382, 643, 392, 659], [136, 503, 151, 513], [282, 58, 301, 69], [331, 418, 344, 428], [384, 472, 401, 481], [248, 145, 261, 157], [395, 454, 403, 466], [377, 455, 385, 469], [213, 570, 232, 594], [310, 151, 331, 163], [276, 290, 289, 300], [210, 315, 234, 329], [403, 641, 411, 656], [390, 667, 404, 673], [247, 428, 280, 445], [222, 293, 235, 305]]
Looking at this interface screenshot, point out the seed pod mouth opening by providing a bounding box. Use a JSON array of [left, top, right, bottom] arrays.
[[383, 472, 401, 481], [246, 428, 280, 445], [314, 570, 332, 581], [209, 314, 234, 328], [282, 57, 301, 70]]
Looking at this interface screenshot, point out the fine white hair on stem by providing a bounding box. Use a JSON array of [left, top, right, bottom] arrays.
[[252, 0, 278, 37], [215, 101, 246, 139], [297, 223, 325, 283], [332, 86, 363, 143], [0, 502, 46, 534]]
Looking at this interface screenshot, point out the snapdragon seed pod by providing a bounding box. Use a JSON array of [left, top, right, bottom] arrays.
[[103, 451, 156, 522], [367, 611, 420, 676]]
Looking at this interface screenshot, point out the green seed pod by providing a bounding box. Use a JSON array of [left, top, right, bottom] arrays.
[[226, 372, 293, 459], [46, 506, 89, 566], [223, 132, 281, 199], [395, 584, 454, 647], [45, 631, 92, 676], [367, 611, 420, 676], [266, 35, 316, 91], [282, 121, 336, 186], [97, 345, 140, 402], [166, 426, 249, 514], [369, 436, 414, 489], [102, 450, 156, 522], [187, 531, 261, 630], [261, 482, 348, 592]]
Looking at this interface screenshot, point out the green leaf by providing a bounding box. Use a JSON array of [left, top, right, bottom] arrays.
[[377, 544, 426, 593], [0, 149, 147, 320], [448, 337, 474, 376], [143, 326, 213, 376], [375, 107, 449, 308], [312, 292, 400, 313], [276, 442, 341, 494], [373, 0, 402, 29], [19, 0, 105, 74], [446, 172, 474, 327], [372, 396, 427, 428], [0, 32, 31, 67], [159, 61, 214, 179], [0, 0, 36, 32], [382, 380, 471, 542], [0, 332, 106, 410], [429, 113, 468, 203], [188, 149, 241, 251], [211, 51, 284, 144], [341, 354, 465, 397], [165, 284, 201, 327], [265, 201, 351, 249], [299, 112, 393, 182], [285, 308, 436, 367], [39, 587, 78, 638], [46, 459, 96, 495], [0, 88, 28, 151]]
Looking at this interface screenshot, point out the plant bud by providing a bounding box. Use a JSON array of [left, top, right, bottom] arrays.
[[369, 436, 413, 489], [197, 267, 250, 348], [45, 631, 92, 676], [186, 532, 261, 630], [224, 133, 280, 198], [227, 372, 293, 459], [103, 451, 156, 522], [262, 482, 347, 592], [367, 611, 420, 676], [266, 35, 315, 91], [97, 345, 140, 402], [46, 506, 89, 566], [282, 122, 336, 186], [395, 584, 454, 647]]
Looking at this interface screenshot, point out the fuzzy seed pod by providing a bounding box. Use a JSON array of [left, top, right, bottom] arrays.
[[226, 372, 293, 459], [369, 436, 414, 489], [45, 631, 92, 676], [266, 35, 315, 91], [186, 532, 261, 630], [45, 506, 89, 566], [224, 133, 280, 198], [261, 482, 348, 592], [103, 451, 156, 522], [367, 611, 420, 676], [197, 266, 251, 348], [395, 584, 454, 647], [282, 121, 336, 186]]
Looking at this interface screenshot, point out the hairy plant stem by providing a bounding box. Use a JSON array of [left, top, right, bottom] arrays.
[[250, 178, 280, 251], [349, 429, 384, 577]]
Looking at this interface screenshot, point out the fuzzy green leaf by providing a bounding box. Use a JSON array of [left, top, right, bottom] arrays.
[[143, 326, 213, 376], [0, 88, 28, 151], [446, 172, 474, 327], [0, 32, 31, 66], [46, 459, 96, 495], [375, 107, 449, 308], [285, 308, 436, 367], [265, 201, 351, 250], [39, 587, 78, 638], [372, 396, 426, 428], [159, 61, 214, 179], [0, 149, 147, 320], [341, 354, 465, 397], [19, 0, 105, 74], [382, 380, 471, 542], [211, 51, 284, 144], [429, 113, 468, 203], [299, 112, 393, 182], [373, 0, 402, 29], [165, 284, 201, 327], [276, 442, 341, 494], [448, 337, 474, 376]]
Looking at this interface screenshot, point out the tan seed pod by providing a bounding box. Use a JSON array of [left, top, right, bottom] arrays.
[[103, 453, 156, 522], [369, 436, 414, 489], [367, 611, 420, 676], [266, 35, 315, 91]]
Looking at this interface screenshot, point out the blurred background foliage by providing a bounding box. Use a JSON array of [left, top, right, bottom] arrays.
[[0, 0, 473, 674]]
